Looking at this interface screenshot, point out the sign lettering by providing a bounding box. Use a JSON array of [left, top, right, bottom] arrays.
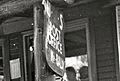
[[43, 0, 65, 76]]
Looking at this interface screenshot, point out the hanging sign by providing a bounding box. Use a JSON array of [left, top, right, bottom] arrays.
[[43, 0, 65, 76]]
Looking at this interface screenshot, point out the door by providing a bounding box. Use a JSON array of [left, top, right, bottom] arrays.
[[23, 32, 34, 81]]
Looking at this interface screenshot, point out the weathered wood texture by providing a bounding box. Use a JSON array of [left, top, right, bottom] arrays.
[[0, 0, 41, 17], [0, 0, 95, 18], [4, 33, 24, 81], [103, 0, 120, 7], [93, 12, 117, 81], [3, 37, 10, 81], [63, 1, 111, 22], [59, 2, 118, 81], [116, 5, 120, 81], [0, 17, 33, 35], [50, 0, 74, 4], [33, 3, 44, 81]]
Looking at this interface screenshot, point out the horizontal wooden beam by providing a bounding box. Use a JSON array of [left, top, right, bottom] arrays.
[[103, 0, 120, 8], [0, 0, 42, 17], [0, 0, 75, 17], [0, 0, 95, 17], [69, 0, 95, 7], [50, 0, 75, 4]]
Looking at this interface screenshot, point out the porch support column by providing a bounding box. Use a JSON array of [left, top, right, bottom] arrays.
[[33, 2, 44, 81]]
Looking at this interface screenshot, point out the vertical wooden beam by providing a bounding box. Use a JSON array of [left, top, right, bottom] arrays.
[[115, 5, 120, 81], [3, 37, 11, 81], [34, 2, 55, 81], [86, 18, 97, 81], [33, 2, 44, 81]]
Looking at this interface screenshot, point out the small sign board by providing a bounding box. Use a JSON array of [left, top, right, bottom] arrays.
[[10, 58, 21, 79], [43, 0, 65, 76]]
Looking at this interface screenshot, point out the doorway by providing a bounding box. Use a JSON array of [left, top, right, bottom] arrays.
[[23, 32, 34, 81]]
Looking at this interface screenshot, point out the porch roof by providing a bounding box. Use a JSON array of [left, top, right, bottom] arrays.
[[0, 0, 96, 18]]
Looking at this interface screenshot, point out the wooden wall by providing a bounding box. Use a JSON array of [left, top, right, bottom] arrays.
[[0, 1, 119, 81], [91, 10, 117, 81], [0, 17, 33, 35], [3, 33, 24, 81], [64, 1, 118, 81]]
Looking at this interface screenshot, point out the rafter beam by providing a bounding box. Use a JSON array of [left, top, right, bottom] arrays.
[[50, 0, 75, 4], [0, 0, 42, 17], [69, 0, 95, 7], [0, 0, 96, 17], [103, 0, 120, 7], [0, 0, 75, 17]]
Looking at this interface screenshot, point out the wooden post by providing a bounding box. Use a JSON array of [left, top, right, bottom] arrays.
[[86, 18, 97, 81], [33, 2, 44, 81], [33, 2, 55, 81]]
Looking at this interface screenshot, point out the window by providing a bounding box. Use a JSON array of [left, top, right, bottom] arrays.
[[63, 28, 89, 81]]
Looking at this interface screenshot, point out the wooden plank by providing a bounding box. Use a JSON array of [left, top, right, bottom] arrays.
[[86, 17, 97, 81], [48, 0, 94, 7], [99, 78, 116, 81], [7, 34, 24, 81], [97, 53, 115, 61], [97, 65, 115, 73], [97, 59, 115, 67], [69, 0, 95, 7], [98, 71, 116, 79], [2, 17, 33, 34], [103, 0, 120, 8], [96, 47, 113, 55], [95, 43, 113, 49], [94, 12, 117, 81], [115, 5, 120, 81], [0, 0, 95, 17], [50, 0, 75, 4], [33, 3, 44, 81], [3, 38, 11, 81], [0, 0, 42, 17]]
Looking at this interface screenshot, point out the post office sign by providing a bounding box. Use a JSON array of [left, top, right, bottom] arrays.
[[43, 0, 65, 76]]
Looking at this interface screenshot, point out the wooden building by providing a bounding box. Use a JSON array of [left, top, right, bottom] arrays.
[[0, 0, 120, 81]]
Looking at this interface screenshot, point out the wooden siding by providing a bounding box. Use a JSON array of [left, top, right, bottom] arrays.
[[1, 17, 33, 35], [4, 33, 24, 81], [93, 14, 117, 81]]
